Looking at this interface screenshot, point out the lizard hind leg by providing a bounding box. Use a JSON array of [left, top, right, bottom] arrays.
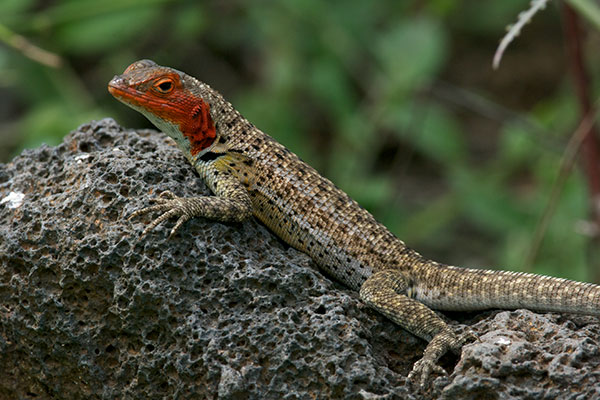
[[359, 269, 474, 386]]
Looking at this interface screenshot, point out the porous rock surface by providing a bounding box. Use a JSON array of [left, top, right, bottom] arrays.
[[0, 118, 599, 399]]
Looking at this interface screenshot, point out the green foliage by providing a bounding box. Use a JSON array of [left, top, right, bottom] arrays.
[[376, 18, 447, 96], [567, 0, 600, 29], [0, 0, 597, 282]]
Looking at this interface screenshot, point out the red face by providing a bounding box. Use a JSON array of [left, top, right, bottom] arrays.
[[108, 60, 217, 156]]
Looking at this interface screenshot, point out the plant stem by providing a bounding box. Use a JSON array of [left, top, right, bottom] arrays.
[[562, 2, 600, 280]]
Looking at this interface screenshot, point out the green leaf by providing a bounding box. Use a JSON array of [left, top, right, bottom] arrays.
[[173, 4, 207, 40], [389, 193, 458, 244], [375, 17, 446, 96], [414, 104, 466, 165], [385, 102, 466, 165], [235, 89, 312, 163], [308, 56, 355, 119], [451, 168, 529, 233], [498, 123, 537, 166], [566, 0, 600, 30], [0, 0, 35, 17], [54, 6, 160, 54], [20, 102, 106, 151]]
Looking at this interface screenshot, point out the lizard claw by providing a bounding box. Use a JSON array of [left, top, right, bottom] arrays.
[[407, 358, 447, 387], [157, 190, 177, 200], [128, 191, 178, 218], [406, 327, 475, 388], [127, 191, 192, 237]]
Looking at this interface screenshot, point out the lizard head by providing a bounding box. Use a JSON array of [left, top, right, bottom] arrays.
[[108, 59, 217, 157]]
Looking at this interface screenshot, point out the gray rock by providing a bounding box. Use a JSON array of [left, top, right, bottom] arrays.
[[0, 118, 599, 399], [441, 310, 600, 399]]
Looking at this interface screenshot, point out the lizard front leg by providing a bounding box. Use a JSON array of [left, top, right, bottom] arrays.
[[359, 269, 474, 386], [130, 165, 253, 236]]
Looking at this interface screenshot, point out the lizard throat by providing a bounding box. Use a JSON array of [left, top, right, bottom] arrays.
[[179, 98, 217, 156]]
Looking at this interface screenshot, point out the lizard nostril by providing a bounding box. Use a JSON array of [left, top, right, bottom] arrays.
[[109, 76, 121, 86]]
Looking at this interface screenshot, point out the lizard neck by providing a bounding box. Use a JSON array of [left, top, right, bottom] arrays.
[[147, 81, 219, 158], [157, 75, 248, 160], [183, 76, 256, 157], [183, 75, 246, 132]]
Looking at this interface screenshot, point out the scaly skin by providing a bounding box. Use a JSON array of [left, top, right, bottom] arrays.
[[108, 59, 600, 386]]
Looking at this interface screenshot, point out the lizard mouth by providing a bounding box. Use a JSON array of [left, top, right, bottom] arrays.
[[108, 76, 176, 112]]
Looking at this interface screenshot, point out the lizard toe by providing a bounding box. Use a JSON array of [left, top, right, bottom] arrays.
[[169, 214, 193, 237], [129, 203, 169, 219], [141, 207, 182, 236], [407, 358, 447, 388], [158, 190, 178, 200]]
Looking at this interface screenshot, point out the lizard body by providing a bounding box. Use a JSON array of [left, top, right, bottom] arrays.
[[108, 60, 600, 385]]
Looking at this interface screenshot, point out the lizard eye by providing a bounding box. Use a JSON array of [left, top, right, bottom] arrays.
[[153, 79, 174, 93]]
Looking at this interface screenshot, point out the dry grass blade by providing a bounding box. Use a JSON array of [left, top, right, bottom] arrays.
[[523, 106, 599, 271], [493, 0, 550, 70]]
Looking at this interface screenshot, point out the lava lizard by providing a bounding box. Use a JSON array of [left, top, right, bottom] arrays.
[[108, 59, 600, 386]]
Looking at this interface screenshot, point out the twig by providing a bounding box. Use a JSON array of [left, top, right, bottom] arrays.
[[560, 2, 600, 282], [493, 0, 551, 70], [0, 23, 61, 68], [562, 3, 600, 221]]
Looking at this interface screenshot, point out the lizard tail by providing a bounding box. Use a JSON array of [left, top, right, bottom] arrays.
[[411, 263, 600, 315]]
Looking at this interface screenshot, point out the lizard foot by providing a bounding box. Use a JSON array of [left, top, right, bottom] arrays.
[[129, 190, 194, 237], [407, 329, 477, 388], [407, 357, 447, 388]]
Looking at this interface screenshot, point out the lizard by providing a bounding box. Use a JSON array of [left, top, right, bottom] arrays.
[[108, 59, 600, 386]]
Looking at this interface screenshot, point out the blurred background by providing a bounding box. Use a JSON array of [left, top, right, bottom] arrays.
[[1, 0, 600, 282]]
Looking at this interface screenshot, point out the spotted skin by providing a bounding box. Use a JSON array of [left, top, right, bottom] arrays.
[[108, 60, 600, 386]]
